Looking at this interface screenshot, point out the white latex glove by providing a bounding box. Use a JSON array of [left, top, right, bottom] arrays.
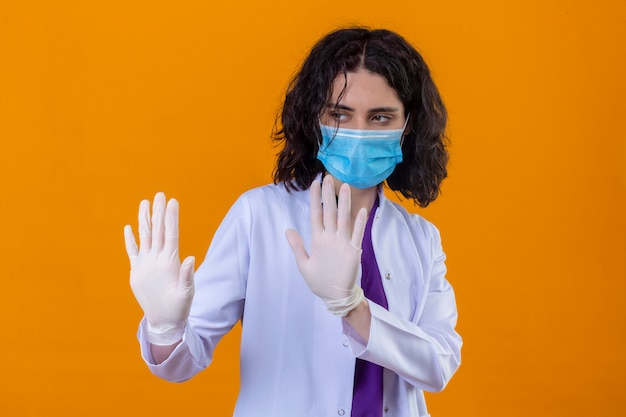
[[286, 175, 368, 316], [124, 192, 195, 346]]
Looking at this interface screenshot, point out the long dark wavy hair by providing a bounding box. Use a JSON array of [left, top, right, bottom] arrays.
[[272, 27, 449, 207]]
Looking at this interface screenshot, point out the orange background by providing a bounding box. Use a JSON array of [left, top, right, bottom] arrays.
[[1, 0, 625, 415]]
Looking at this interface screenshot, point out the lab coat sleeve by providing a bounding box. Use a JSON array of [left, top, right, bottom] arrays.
[[136, 195, 251, 382], [343, 222, 462, 392]]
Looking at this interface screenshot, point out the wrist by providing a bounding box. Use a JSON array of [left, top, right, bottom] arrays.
[[323, 286, 365, 317], [343, 298, 372, 342], [145, 320, 186, 346]]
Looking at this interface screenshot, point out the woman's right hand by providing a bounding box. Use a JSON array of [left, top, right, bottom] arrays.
[[124, 192, 195, 346]]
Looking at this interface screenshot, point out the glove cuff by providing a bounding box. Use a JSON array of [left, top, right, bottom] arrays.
[[324, 286, 365, 317], [145, 321, 186, 346]]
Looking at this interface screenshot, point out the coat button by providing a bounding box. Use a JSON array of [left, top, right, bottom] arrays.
[[338, 409, 345, 416], [385, 273, 392, 280], [384, 406, 389, 413]]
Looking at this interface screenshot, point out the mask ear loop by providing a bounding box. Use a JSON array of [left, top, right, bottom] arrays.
[[400, 113, 411, 147]]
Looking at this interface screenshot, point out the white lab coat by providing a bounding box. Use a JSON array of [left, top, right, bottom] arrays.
[[138, 181, 462, 417]]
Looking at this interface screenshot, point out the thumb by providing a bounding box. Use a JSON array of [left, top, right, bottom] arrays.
[[178, 256, 195, 293], [350, 207, 368, 250], [285, 229, 309, 265]]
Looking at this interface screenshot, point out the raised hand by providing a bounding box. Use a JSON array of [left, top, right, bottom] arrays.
[[124, 192, 195, 345], [285, 175, 367, 316]]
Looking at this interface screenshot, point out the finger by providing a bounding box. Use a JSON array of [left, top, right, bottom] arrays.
[[350, 207, 368, 250], [151, 192, 166, 252], [309, 180, 323, 235], [178, 256, 195, 294], [322, 175, 337, 234], [336, 183, 351, 239], [164, 198, 180, 260], [123, 225, 139, 262], [285, 228, 310, 266], [138, 199, 152, 253]]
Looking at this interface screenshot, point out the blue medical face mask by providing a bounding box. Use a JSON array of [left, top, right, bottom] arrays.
[[317, 117, 409, 189]]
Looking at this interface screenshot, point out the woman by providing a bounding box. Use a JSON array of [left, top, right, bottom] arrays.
[[124, 27, 461, 417]]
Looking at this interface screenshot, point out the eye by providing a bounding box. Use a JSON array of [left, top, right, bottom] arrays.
[[329, 110, 349, 122], [371, 114, 392, 123]]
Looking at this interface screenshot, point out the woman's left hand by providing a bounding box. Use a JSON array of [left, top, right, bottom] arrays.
[[285, 175, 367, 316]]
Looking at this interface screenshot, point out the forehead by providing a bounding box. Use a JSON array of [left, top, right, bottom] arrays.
[[329, 69, 402, 109]]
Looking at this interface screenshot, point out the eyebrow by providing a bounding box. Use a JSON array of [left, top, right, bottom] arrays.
[[326, 103, 401, 113]]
